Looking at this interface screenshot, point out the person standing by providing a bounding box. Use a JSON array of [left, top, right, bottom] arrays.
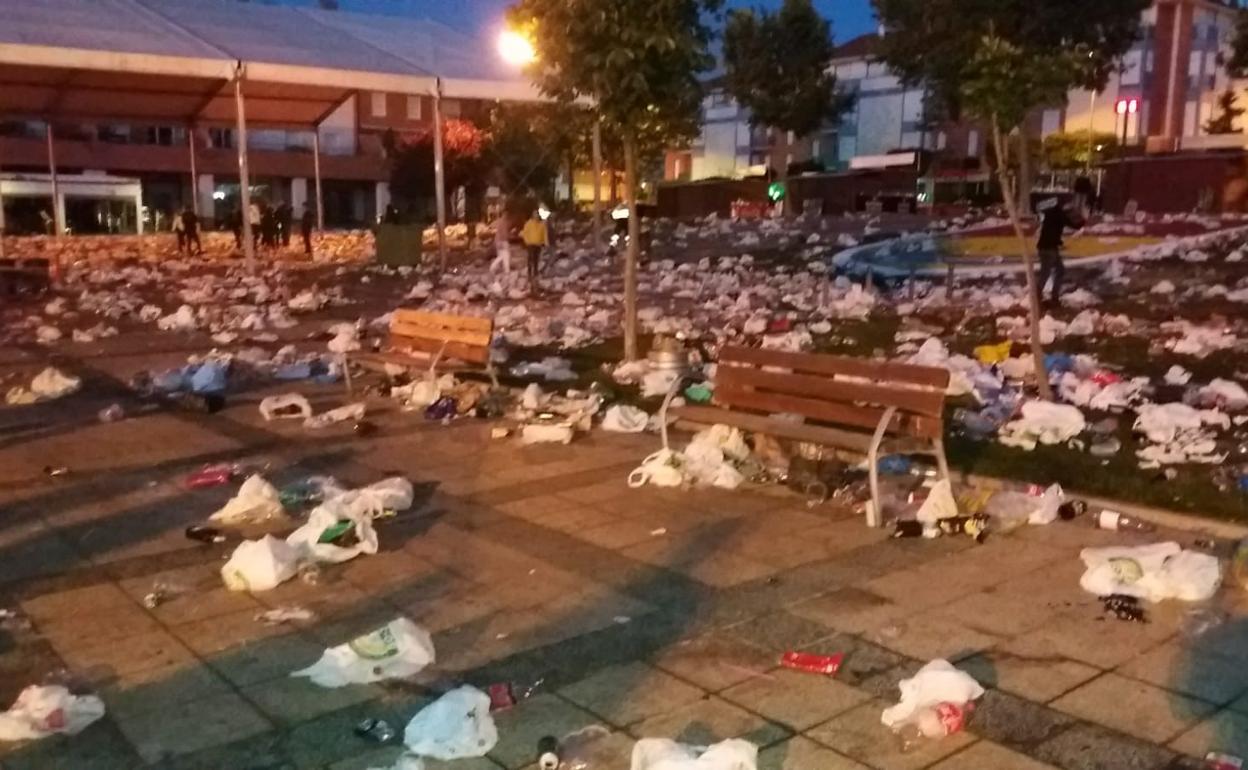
[[1035, 197, 1083, 307], [489, 210, 512, 274], [182, 207, 203, 256], [248, 201, 262, 249], [276, 202, 292, 248], [172, 209, 186, 254], [230, 206, 243, 250], [300, 205, 315, 257], [520, 208, 548, 287]]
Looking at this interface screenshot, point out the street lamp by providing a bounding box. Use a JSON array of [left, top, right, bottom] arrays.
[[498, 29, 536, 66]]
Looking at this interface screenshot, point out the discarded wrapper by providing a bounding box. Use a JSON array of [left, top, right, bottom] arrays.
[[1206, 752, 1244, 770], [780, 650, 844, 676], [487, 683, 516, 712]]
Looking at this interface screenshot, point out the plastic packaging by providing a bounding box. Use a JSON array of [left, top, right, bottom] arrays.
[[293, 618, 435, 688], [1094, 510, 1156, 532], [780, 651, 844, 675], [402, 686, 498, 760], [220, 536, 299, 592]]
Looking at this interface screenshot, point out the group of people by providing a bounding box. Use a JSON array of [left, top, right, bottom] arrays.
[[490, 206, 550, 287], [228, 201, 316, 256], [172, 207, 203, 255]]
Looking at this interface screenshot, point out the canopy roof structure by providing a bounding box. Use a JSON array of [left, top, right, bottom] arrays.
[[0, 0, 539, 129]]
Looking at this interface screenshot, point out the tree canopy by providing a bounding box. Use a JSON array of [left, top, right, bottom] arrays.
[[723, 0, 852, 137], [1204, 89, 1245, 135], [1041, 130, 1118, 170]]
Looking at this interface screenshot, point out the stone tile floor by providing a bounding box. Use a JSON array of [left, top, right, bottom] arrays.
[[0, 337, 1245, 769]]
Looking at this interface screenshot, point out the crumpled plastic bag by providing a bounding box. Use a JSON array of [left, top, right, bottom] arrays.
[[331, 477, 415, 519], [999, 400, 1086, 450], [157, 305, 197, 331], [521, 423, 576, 444], [260, 394, 314, 421], [1079, 542, 1221, 602], [210, 475, 286, 525], [0, 685, 106, 742], [29, 367, 81, 400], [286, 498, 379, 564], [305, 402, 366, 428], [602, 404, 650, 433], [1134, 403, 1205, 444], [190, 361, 228, 394], [628, 449, 686, 488], [1027, 483, 1064, 525], [916, 478, 958, 523], [402, 686, 498, 760], [292, 618, 435, 688], [630, 738, 758, 770], [881, 659, 984, 729], [642, 369, 682, 398], [221, 535, 299, 592]]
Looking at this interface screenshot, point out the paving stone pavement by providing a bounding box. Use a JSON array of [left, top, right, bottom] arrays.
[[0, 341, 1246, 769]]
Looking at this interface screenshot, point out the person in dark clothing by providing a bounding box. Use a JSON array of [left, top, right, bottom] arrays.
[[276, 203, 292, 248], [383, 204, 401, 225], [181, 207, 203, 256], [300, 205, 315, 256], [1035, 198, 1083, 306], [260, 203, 277, 249], [230, 207, 243, 250]]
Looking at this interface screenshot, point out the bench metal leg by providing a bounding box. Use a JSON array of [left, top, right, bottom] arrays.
[[658, 375, 690, 453], [933, 437, 951, 482], [866, 406, 897, 528]]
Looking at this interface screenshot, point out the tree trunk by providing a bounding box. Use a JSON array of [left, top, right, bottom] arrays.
[[991, 115, 1053, 401], [1017, 125, 1033, 215], [622, 136, 640, 362], [566, 151, 576, 206], [610, 166, 619, 205]]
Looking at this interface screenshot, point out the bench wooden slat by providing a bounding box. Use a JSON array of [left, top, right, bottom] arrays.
[[394, 308, 492, 334], [718, 364, 946, 417], [714, 383, 942, 440], [353, 350, 475, 372], [390, 319, 492, 348], [720, 345, 950, 390], [386, 333, 491, 365], [670, 404, 876, 453]]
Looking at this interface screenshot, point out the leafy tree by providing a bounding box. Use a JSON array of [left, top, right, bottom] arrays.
[[388, 119, 489, 217], [1041, 130, 1118, 170], [1204, 89, 1245, 135], [872, 0, 1148, 400], [507, 0, 722, 361], [723, 0, 852, 143], [1228, 9, 1248, 77]]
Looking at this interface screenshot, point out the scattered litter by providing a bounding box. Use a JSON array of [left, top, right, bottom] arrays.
[[185, 464, 235, 488], [881, 659, 984, 732], [999, 401, 1087, 450], [256, 607, 316, 625], [28, 367, 81, 401], [0, 685, 106, 741], [185, 525, 226, 544], [602, 404, 650, 433], [402, 685, 498, 760], [1080, 542, 1221, 602], [630, 738, 758, 770], [1102, 594, 1147, 623], [521, 423, 575, 444], [260, 394, 314, 421], [356, 718, 398, 744], [306, 402, 366, 429], [210, 475, 286, 526], [780, 651, 844, 675], [293, 618, 435, 687], [97, 403, 125, 422], [221, 535, 299, 592]]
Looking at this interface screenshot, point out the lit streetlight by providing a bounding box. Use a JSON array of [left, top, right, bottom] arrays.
[[498, 29, 536, 66]]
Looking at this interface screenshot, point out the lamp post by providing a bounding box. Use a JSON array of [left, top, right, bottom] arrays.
[[1115, 98, 1138, 211]]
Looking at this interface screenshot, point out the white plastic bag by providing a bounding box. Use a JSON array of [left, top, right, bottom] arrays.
[[630, 738, 758, 770], [916, 479, 958, 523], [286, 500, 379, 564], [221, 535, 299, 592], [292, 618, 435, 688], [1027, 483, 1064, 525], [332, 477, 415, 519], [0, 685, 105, 742], [602, 404, 650, 433], [210, 475, 285, 525], [29, 367, 81, 400], [305, 402, 366, 428], [260, 394, 313, 421], [1079, 542, 1221, 602], [402, 686, 498, 760], [881, 659, 984, 729], [521, 423, 575, 445], [628, 449, 685, 488]]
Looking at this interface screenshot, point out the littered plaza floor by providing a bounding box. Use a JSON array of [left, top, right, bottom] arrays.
[[1, 331, 1247, 770]]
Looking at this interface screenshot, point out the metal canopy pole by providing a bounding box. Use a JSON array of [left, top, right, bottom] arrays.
[[188, 125, 199, 216], [592, 120, 604, 257], [313, 131, 325, 232], [46, 123, 63, 237], [234, 63, 255, 272], [433, 79, 447, 269]]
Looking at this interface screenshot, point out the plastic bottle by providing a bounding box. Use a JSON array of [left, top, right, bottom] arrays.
[[537, 735, 560, 770], [1094, 510, 1155, 532]]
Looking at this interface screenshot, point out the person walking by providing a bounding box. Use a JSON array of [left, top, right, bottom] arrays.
[[300, 204, 315, 257], [276, 202, 292, 248], [172, 209, 186, 254], [520, 208, 548, 288], [1035, 197, 1083, 307], [182, 207, 203, 256], [489, 210, 512, 274]]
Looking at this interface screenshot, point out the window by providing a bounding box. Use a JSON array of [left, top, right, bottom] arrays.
[[209, 127, 234, 149], [937, 131, 948, 150], [370, 92, 387, 117], [811, 139, 821, 157], [786, 130, 795, 144], [967, 129, 980, 157], [442, 99, 461, 118], [673, 157, 683, 179], [406, 95, 422, 120]]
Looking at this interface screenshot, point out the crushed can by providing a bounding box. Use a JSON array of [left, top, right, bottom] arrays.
[[780, 650, 844, 676], [354, 718, 396, 743], [537, 735, 560, 770]]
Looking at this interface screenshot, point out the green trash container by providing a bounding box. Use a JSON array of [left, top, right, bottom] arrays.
[[375, 223, 424, 266]]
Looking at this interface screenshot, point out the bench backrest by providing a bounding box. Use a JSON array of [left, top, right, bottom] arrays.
[[714, 346, 950, 440], [388, 308, 493, 365]]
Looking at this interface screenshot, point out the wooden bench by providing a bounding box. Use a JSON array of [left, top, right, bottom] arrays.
[[344, 309, 497, 393], [0, 258, 52, 297], [663, 345, 951, 527]]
